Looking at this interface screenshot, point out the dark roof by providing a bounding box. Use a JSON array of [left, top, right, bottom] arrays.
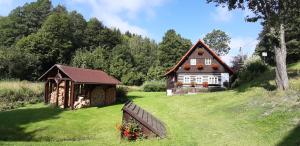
[[165, 39, 234, 75], [122, 101, 167, 138], [39, 64, 120, 84]]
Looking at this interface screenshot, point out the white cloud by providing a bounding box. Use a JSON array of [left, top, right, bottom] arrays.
[[71, 0, 168, 36], [211, 7, 233, 22], [221, 36, 258, 66]]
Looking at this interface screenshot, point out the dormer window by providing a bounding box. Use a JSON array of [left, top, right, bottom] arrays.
[[190, 59, 196, 65], [205, 58, 212, 65]]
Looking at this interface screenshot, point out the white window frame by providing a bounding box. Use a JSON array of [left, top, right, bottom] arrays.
[[190, 59, 196, 65], [196, 76, 202, 84], [205, 58, 212, 65], [183, 76, 190, 84], [208, 76, 219, 84], [202, 76, 208, 83]]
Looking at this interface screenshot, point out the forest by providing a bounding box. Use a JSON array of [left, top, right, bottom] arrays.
[[0, 0, 193, 85], [0, 0, 299, 86]]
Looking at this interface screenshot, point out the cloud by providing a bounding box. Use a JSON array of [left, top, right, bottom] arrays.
[[211, 7, 233, 22], [70, 0, 168, 36], [221, 36, 258, 66]]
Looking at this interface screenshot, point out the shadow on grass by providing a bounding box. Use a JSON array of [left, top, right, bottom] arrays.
[[0, 106, 62, 141], [277, 124, 300, 146]]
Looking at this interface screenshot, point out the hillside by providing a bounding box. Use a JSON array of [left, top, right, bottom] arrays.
[[0, 62, 299, 146]]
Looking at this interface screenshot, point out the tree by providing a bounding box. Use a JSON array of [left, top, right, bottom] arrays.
[[206, 0, 299, 90], [69, 11, 87, 49], [128, 35, 158, 74], [203, 29, 231, 56], [255, 17, 300, 65], [16, 9, 74, 75], [158, 29, 192, 69], [0, 0, 52, 47], [109, 44, 134, 80], [71, 47, 110, 72]]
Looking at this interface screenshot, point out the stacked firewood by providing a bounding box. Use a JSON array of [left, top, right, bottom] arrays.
[[74, 96, 90, 109]]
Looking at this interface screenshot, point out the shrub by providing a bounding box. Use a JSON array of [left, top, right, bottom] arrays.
[[232, 55, 270, 88], [116, 86, 128, 103], [142, 81, 166, 92], [196, 63, 204, 70], [0, 81, 43, 111], [118, 118, 144, 141], [183, 64, 190, 70]]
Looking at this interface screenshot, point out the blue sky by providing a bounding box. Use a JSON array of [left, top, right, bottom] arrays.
[[0, 0, 262, 65]]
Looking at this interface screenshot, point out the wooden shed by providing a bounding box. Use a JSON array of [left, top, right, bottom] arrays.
[[39, 64, 120, 109], [122, 101, 167, 138]]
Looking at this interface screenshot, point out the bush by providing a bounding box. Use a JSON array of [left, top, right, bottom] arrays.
[[0, 81, 43, 111], [142, 81, 166, 92], [232, 55, 270, 88], [116, 86, 129, 103]]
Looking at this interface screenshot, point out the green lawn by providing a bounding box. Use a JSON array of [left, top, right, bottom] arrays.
[[0, 62, 300, 146], [0, 88, 300, 146]]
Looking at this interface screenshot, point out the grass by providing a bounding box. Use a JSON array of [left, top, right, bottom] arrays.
[[0, 62, 299, 146], [0, 81, 43, 111]]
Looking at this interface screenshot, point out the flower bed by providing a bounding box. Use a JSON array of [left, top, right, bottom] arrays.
[[118, 118, 144, 141]]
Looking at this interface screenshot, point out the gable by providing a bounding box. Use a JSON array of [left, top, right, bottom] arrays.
[[165, 39, 233, 75]]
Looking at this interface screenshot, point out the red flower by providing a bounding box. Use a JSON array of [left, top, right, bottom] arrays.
[[183, 64, 190, 70], [212, 63, 219, 70], [124, 130, 130, 137], [196, 63, 204, 70]]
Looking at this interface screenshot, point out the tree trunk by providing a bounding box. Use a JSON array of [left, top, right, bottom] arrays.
[[274, 24, 289, 90]]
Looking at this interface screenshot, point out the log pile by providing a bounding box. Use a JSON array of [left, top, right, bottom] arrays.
[[74, 96, 90, 109], [49, 81, 65, 108]]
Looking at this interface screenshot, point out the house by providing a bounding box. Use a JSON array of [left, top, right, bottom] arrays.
[[165, 39, 234, 95], [39, 64, 120, 109]]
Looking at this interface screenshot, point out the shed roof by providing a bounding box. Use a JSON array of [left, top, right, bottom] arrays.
[[122, 101, 167, 138], [165, 39, 234, 75], [39, 64, 120, 85]]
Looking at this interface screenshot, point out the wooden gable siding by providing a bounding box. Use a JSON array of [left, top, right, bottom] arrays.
[[176, 43, 227, 74]]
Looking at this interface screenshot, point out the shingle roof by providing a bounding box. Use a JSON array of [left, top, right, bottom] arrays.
[[165, 39, 234, 75], [122, 101, 167, 138], [39, 64, 120, 85]]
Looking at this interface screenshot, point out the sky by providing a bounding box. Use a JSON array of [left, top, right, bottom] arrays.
[[0, 0, 262, 65]]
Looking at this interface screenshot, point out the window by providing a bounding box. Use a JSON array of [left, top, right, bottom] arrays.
[[190, 59, 196, 65], [205, 58, 212, 65], [184, 76, 190, 83], [196, 76, 202, 84], [208, 76, 219, 84], [202, 76, 208, 83]]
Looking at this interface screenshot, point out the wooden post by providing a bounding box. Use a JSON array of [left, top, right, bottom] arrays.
[[44, 80, 49, 104], [70, 81, 75, 110], [64, 80, 69, 108], [56, 81, 59, 107]]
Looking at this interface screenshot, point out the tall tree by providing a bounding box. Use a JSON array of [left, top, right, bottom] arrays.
[[0, 0, 52, 47], [203, 29, 231, 56], [206, 0, 299, 90], [16, 8, 73, 75], [128, 35, 158, 74], [158, 29, 192, 69]]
